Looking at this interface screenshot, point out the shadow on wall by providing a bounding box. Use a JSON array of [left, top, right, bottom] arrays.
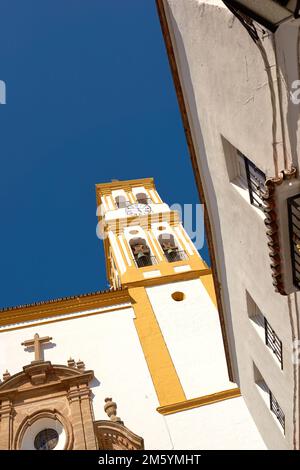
[[165, 6, 239, 383]]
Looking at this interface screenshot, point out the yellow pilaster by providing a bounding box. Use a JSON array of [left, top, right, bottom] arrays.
[[129, 286, 186, 406]]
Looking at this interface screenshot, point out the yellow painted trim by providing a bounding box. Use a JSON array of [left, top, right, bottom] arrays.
[[145, 230, 160, 261], [148, 189, 159, 204], [200, 273, 217, 308], [0, 305, 131, 333], [0, 290, 131, 328], [127, 191, 135, 203], [108, 232, 126, 276], [156, 388, 241, 415], [129, 286, 186, 406], [120, 254, 210, 288], [104, 211, 180, 235], [119, 234, 133, 266], [153, 189, 163, 204], [115, 233, 129, 270], [107, 194, 117, 210], [103, 195, 112, 211], [148, 230, 164, 261], [178, 225, 198, 256], [96, 178, 156, 197]]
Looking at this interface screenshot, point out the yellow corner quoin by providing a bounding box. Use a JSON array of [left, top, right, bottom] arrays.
[[129, 286, 186, 406], [156, 388, 241, 416]]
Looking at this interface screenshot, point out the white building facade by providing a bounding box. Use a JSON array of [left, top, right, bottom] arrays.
[[157, 0, 300, 450]]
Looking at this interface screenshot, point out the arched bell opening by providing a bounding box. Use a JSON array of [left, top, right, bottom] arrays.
[[115, 195, 129, 209], [136, 192, 151, 205], [129, 237, 156, 268], [158, 233, 187, 262]]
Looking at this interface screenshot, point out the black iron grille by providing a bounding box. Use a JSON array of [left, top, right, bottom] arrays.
[[164, 250, 187, 263], [264, 317, 283, 368], [134, 255, 157, 268], [270, 391, 285, 431], [287, 194, 300, 289], [243, 155, 266, 208]]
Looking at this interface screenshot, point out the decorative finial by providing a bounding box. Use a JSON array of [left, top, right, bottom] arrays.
[[3, 370, 10, 381], [76, 359, 85, 371], [67, 358, 75, 367], [104, 397, 123, 425]]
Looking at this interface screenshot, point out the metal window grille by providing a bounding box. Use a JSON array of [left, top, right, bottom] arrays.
[[133, 255, 157, 268], [164, 249, 188, 263], [269, 391, 285, 432], [264, 317, 283, 368], [243, 155, 266, 208], [287, 194, 300, 289]]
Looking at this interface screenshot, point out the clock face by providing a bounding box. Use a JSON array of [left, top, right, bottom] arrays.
[[126, 203, 152, 216]]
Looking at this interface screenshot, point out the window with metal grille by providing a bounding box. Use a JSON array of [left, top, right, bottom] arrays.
[[264, 317, 283, 368], [238, 151, 266, 208], [254, 364, 285, 433], [287, 194, 300, 289], [270, 391, 285, 432], [247, 292, 283, 368]]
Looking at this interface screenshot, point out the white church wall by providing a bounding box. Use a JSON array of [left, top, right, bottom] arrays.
[[0, 308, 173, 450], [146, 279, 234, 398], [164, 397, 267, 450]]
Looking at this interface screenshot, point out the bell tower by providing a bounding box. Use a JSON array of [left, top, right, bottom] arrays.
[[96, 178, 237, 412], [96, 178, 208, 289]]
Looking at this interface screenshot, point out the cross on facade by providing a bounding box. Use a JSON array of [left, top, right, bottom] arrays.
[[21, 333, 53, 362]]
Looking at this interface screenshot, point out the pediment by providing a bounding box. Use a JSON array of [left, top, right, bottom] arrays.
[[0, 361, 94, 398]]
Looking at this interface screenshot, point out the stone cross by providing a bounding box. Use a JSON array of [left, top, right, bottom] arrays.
[[21, 333, 53, 362]]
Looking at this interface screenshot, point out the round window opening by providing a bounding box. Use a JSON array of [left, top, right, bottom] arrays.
[[129, 229, 139, 235], [157, 226, 166, 231], [34, 428, 59, 450], [171, 291, 185, 302]]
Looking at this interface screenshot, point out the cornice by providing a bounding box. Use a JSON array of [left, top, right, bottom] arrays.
[[156, 388, 241, 415], [103, 211, 180, 235], [0, 289, 131, 328], [96, 178, 155, 197]]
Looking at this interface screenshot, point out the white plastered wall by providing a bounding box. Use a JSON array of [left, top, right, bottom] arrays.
[[146, 278, 235, 398], [164, 0, 298, 449]]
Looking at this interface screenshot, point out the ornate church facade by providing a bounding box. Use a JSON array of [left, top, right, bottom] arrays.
[[0, 178, 265, 450]]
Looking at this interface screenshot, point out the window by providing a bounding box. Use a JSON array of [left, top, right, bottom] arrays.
[[158, 233, 187, 262], [136, 192, 152, 205], [264, 317, 283, 369], [247, 292, 283, 368], [237, 150, 248, 187], [241, 152, 266, 209], [129, 237, 157, 268], [222, 137, 266, 210], [269, 391, 285, 432], [115, 195, 129, 209], [34, 428, 59, 450], [254, 364, 285, 433]]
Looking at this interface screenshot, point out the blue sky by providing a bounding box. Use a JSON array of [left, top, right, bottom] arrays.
[[0, 0, 209, 308]]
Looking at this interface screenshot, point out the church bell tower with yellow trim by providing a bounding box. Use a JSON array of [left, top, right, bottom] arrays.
[[96, 177, 209, 291], [96, 178, 236, 410]]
